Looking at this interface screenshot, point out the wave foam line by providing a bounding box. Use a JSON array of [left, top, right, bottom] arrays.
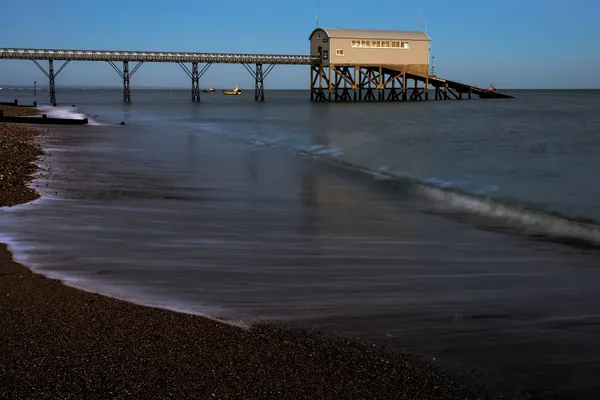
[[419, 185, 600, 248], [201, 126, 600, 249], [37, 105, 105, 126]]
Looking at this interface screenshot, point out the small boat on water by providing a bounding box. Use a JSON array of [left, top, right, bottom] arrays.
[[223, 85, 242, 95], [202, 88, 216, 93]]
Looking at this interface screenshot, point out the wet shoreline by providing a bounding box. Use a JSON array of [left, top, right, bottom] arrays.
[[0, 110, 493, 399]]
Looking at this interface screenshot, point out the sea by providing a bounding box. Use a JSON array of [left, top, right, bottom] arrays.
[[2, 88, 600, 399]]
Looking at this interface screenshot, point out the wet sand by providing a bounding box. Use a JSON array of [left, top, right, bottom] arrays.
[[0, 118, 491, 399]]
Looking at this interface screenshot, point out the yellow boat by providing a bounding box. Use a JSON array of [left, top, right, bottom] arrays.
[[223, 85, 242, 95]]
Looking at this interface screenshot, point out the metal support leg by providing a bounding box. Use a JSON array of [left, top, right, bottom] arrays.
[[255, 63, 264, 101], [123, 61, 131, 103], [32, 59, 70, 106], [354, 66, 358, 101], [310, 66, 314, 101], [243, 63, 275, 102], [178, 62, 210, 103], [191, 62, 200, 102], [328, 65, 333, 102], [48, 60, 56, 106], [108, 60, 143, 103], [378, 66, 383, 101]]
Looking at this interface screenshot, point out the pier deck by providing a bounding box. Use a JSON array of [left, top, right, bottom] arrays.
[[0, 48, 314, 65]]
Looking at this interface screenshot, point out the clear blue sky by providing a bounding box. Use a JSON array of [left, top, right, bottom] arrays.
[[1, 0, 598, 89]]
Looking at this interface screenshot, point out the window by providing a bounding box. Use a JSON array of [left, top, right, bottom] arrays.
[[336, 49, 344, 56], [348, 38, 410, 49]]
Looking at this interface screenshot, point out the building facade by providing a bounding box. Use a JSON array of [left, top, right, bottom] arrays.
[[309, 28, 431, 76]]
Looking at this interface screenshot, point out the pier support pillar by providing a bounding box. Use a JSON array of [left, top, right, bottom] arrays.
[[328, 65, 333, 102], [177, 62, 211, 102], [243, 63, 275, 101], [310, 66, 315, 101], [123, 61, 131, 103], [49, 60, 56, 106], [309, 65, 328, 102], [191, 62, 200, 102], [108, 60, 144, 103], [32, 59, 70, 106], [256, 63, 265, 101], [328, 66, 353, 102], [378, 66, 383, 101], [354, 67, 358, 101]]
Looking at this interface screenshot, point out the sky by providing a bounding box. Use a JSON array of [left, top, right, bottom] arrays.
[[0, 0, 599, 89]]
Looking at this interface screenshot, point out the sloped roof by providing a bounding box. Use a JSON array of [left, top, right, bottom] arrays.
[[309, 28, 430, 41]]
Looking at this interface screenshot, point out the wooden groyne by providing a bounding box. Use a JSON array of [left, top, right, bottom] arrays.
[[0, 99, 38, 107], [0, 110, 88, 125]]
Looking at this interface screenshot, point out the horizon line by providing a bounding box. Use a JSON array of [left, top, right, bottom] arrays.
[[1, 86, 599, 91]]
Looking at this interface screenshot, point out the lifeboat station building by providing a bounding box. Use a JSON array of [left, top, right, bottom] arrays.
[[309, 27, 433, 101]]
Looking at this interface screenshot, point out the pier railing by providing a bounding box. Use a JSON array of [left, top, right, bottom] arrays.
[[0, 48, 318, 65]]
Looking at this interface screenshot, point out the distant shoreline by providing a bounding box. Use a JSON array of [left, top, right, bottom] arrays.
[[2, 86, 599, 91]]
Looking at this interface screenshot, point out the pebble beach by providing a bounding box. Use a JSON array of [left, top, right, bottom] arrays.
[[0, 104, 496, 399]]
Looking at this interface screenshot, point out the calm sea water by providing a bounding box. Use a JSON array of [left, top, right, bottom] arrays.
[[2, 88, 600, 398]]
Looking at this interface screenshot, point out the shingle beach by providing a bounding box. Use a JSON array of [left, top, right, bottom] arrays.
[[0, 105, 492, 399]]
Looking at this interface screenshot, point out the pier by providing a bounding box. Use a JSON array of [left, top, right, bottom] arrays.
[[0, 27, 512, 105]]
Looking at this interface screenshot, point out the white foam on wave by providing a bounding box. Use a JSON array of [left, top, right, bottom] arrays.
[[37, 105, 105, 126], [207, 123, 600, 247], [199, 123, 600, 246], [301, 144, 344, 157], [424, 177, 498, 195], [418, 184, 600, 246]]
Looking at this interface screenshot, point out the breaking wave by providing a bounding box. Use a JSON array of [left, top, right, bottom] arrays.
[[37, 105, 104, 126], [202, 124, 600, 249]]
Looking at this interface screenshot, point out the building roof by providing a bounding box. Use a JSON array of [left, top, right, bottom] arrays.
[[309, 28, 430, 41]]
